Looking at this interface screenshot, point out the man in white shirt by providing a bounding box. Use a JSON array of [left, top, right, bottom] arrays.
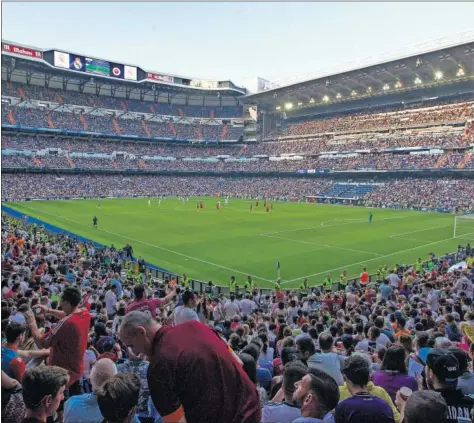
[[262, 361, 306, 423], [173, 291, 199, 325], [424, 282, 439, 312], [104, 284, 117, 320], [240, 294, 257, 317], [223, 295, 240, 319], [387, 272, 401, 289], [455, 273, 473, 298]]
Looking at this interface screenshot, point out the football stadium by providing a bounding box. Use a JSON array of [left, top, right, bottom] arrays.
[[2, 4, 474, 423]]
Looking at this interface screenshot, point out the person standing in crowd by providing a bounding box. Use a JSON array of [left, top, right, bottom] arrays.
[[126, 285, 175, 318], [425, 348, 474, 423], [292, 369, 340, 423], [172, 290, 199, 325], [24, 287, 90, 395], [20, 366, 69, 423], [335, 354, 395, 423], [118, 311, 261, 423], [372, 345, 418, 402], [307, 333, 345, 386], [105, 284, 118, 321]]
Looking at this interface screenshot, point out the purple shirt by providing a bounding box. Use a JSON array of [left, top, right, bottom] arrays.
[[335, 393, 395, 423], [372, 370, 418, 402]]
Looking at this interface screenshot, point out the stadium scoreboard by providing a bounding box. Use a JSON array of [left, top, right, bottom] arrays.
[[51, 51, 140, 81]]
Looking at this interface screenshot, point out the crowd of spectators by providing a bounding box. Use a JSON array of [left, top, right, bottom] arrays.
[[2, 151, 471, 172], [1, 211, 474, 423], [2, 106, 242, 141], [2, 81, 243, 118], [1, 174, 474, 214], [277, 101, 474, 137], [365, 179, 474, 213], [1, 174, 335, 201]]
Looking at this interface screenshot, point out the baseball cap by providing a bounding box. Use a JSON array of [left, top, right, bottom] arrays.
[[426, 348, 460, 384]]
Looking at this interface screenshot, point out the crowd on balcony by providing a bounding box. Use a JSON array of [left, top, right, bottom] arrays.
[[3, 151, 471, 172], [2, 105, 242, 141], [277, 101, 473, 137], [2, 81, 243, 118]]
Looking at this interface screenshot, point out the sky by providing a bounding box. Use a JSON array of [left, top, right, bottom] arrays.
[[2, 2, 474, 87]]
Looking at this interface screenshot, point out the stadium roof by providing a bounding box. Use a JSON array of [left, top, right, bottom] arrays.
[[1, 40, 246, 105], [244, 37, 474, 113]]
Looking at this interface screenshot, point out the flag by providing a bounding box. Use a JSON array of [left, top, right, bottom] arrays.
[[277, 261, 280, 270]]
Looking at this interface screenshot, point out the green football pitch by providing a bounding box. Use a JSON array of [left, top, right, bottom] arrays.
[[5, 198, 473, 289]]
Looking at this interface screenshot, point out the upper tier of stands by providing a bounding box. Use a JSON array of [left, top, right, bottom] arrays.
[[1, 105, 242, 141], [269, 98, 474, 139], [2, 81, 243, 118]]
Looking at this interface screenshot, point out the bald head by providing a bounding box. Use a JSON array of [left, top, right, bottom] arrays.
[[90, 358, 117, 392]]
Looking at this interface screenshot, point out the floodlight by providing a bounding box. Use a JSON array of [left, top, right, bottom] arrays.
[[414, 77, 422, 85], [322, 95, 329, 102], [336, 93, 342, 99], [297, 102, 303, 106], [395, 81, 402, 88], [284, 102, 293, 110], [351, 90, 357, 96], [383, 84, 390, 91], [457, 68, 465, 77], [434, 70, 443, 80], [276, 106, 281, 111], [367, 87, 372, 93], [309, 98, 315, 104]]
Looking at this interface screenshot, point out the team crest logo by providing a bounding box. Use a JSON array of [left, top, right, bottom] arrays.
[[112, 67, 121, 76]]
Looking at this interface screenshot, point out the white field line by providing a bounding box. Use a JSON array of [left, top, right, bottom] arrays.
[[389, 224, 452, 238], [20, 205, 273, 283], [261, 234, 382, 257], [281, 234, 459, 285], [261, 214, 413, 236]]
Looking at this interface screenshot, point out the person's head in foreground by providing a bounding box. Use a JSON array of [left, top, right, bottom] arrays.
[[292, 368, 339, 421], [97, 373, 140, 423], [425, 348, 459, 390], [118, 311, 159, 356], [399, 390, 448, 423], [341, 354, 371, 393], [22, 365, 69, 422]]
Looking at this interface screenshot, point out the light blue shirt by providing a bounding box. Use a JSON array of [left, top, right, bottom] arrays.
[[379, 283, 393, 300], [63, 392, 141, 423]]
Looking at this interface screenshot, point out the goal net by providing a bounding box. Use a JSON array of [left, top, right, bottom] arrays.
[[453, 215, 474, 240]]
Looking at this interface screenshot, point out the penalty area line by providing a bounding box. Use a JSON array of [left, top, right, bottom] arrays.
[[19, 205, 274, 283], [261, 234, 382, 257], [281, 234, 458, 285]]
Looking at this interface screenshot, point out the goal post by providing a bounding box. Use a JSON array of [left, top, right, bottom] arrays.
[[453, 215, 474, 240]]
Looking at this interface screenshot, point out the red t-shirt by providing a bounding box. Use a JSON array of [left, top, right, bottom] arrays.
[[40, 308, 90, 386], [322, 298, 343, 314], [360, 272, 369, 285], [148, 321, 261, 423], [126, 298, 163, 319]]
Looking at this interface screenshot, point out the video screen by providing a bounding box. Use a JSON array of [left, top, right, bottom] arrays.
[[85, 58, 110, 76]]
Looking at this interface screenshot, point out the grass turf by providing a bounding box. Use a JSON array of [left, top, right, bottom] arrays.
[[6, 198, 473, 289]]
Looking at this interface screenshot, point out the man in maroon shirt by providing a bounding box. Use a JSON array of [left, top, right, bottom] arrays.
[[126, 284, 175, 318], [25, 286, 90, 394], [119, 311, 261, 423]]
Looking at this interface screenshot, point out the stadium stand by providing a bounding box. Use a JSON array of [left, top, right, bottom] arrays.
[[1, 37, 474, 423]]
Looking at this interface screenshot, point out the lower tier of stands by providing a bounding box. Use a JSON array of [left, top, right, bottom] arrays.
[[2, 174, 473, 214]]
